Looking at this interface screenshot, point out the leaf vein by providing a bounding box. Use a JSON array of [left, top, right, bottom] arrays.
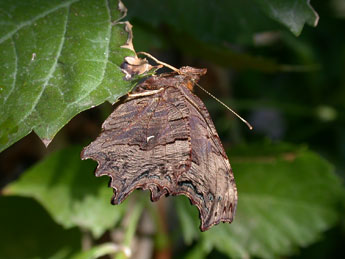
[[3, 36, 18, 104], [18, 6, 70, 126], [0, 0, 79, 44], [63, 0, 113, 110]]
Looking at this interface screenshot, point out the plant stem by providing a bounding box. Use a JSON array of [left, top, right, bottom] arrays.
[[81, 228, 92, 251], [115, 201, 144, 259], [72, 243, 127, 259], [146, 198, 171, 258]]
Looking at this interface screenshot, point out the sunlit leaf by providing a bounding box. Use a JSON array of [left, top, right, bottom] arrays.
[[0, 0, 137, 152]]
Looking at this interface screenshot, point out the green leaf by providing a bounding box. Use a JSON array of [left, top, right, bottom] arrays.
[[0, 196, 81, 259], [125, 0, 280, 46], [175, 143, 344, 258], [174, 196, 200, 245], [3, 146, 127, 238], [255, 0, 319, 36], [185, 243, 207, 259], [125, 0, 319, 45], [0, 0, 137, 152]]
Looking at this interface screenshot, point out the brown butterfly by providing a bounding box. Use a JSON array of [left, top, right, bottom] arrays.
[[81, 66, 237, 231]]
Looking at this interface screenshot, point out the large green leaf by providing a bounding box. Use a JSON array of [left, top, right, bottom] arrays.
[[0, 0, 137, 152], [125, 0, 279, 45], [124, 0, 319, 46], [0, 196, 81, 259], [255, 0, 319, 36], [3, 146, 127, 238], [175, 143, 344, 258]]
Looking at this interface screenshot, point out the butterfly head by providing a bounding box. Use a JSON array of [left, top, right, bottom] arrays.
[[178, 66, 207, 91]]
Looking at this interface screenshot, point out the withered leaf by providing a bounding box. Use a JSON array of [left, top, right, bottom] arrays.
[[81, 67, 237, 231]]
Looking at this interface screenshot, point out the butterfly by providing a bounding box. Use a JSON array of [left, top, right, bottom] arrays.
[[81, 66, 237, 231]]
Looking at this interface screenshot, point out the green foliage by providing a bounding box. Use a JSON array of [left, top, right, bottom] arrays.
[[1, 0, 344, 259], [0, 0, 137, 152], [2, 144, 343, 258], [255, 0, 319, 35], [71, 243, 127, 259], [0, 196, 81, 259], [3, 146, 127, 238], [126, 0, 320, 72], [176, 144, 344, 258], [125, 0, 318, 45]]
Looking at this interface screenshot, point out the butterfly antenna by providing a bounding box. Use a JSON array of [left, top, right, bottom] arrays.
[[137, 51, 252, 129], [137, 52, 180, 73], [195, 82, 253, 130]]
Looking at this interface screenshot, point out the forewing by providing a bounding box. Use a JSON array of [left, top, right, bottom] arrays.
[[81, 86, 192, 204]]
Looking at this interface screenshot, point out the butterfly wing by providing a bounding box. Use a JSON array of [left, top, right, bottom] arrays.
[[81, 85, 193, 204], [178, 85, 237, 231], [81, 74, 237, 231]]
